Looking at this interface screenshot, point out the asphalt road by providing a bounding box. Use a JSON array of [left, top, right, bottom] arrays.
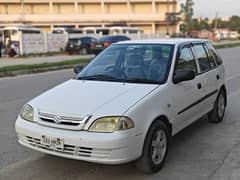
[[0, 47, 240, 180]]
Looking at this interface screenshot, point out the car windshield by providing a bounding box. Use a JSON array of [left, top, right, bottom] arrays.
[[77, 44, 175, 84]]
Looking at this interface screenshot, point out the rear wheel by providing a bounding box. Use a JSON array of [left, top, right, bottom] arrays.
[[208, 89, 226, 123], [136, 121, 169, 173]]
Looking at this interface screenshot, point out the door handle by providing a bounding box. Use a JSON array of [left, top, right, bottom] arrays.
[[216, 74, 220, 80], [197, 83, 202, 89]]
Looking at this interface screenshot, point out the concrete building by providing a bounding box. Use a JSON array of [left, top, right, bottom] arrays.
[[0, 0, 180, 34]]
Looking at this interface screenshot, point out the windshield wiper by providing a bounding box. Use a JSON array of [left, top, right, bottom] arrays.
[[77, 75, 161, 84], [77, 74, 121, 81], [125, 78, 161, 84]]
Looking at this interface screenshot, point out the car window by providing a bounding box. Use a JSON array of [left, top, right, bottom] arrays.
[[99, 36, 110, 42], [115, 36, 123, 42], [143, 47, 153, 63], [176, 47, 197, 74], [207, 42, 223, 65], [80, 38, 86, 43], [78, 44, 174, 84], [85, 38, 92, 44], [193, 44, 210, 72], [117, 36, 129, 41], [79, 47, 121, 76], [203, 44, 217, 68]]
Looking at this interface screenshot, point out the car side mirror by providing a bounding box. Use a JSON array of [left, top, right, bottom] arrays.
[[73, 64, 83, 74], [173, 70, 195, 84]]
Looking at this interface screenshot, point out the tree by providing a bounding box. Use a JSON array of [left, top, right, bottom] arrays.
[[190, 18, 210, 31], [181, 0, 194, 31], [199, 19, 210, 30], [228, 16, 240, 33], [191, 18, 201, 30], [210, 18, 228, 29]]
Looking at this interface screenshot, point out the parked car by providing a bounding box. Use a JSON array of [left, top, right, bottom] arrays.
[[90, 35, 130, 54], [16, 39, 226, 173], [65, 36, 97, 55]]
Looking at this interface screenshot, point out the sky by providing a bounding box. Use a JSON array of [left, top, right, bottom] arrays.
[[180, 0, 240, 18]]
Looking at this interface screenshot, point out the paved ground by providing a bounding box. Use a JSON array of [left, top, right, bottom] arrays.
[[0, 47, 240, 179], [0, 54, 93, 68]]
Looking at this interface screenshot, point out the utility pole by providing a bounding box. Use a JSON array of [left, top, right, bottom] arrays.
[[20, 0, 25, 24], [214, 12, 218, 29]]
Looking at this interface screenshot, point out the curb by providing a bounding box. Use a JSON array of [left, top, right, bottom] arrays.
[[0, 63, 88, 78]]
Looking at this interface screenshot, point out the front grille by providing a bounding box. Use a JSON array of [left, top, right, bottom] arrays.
[[40, 117, 80, 126], [18, 135, 112, 159], [38, 112, 83, 127]]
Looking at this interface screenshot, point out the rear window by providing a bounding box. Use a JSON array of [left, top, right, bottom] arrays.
[[193, 44, 211, 72], [207, 42, 223, 65], [203, 44, 217, 68], [117, 36, 130, 41], [99, 36, 112, 42]]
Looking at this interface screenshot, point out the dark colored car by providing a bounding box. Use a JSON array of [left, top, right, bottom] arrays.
[[66, 36, 97, 55], [91, 35, 130, 54]]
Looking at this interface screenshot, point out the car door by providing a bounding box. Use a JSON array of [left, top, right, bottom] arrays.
[[170, 45, 205, 133], [192, 43, 219, 114]]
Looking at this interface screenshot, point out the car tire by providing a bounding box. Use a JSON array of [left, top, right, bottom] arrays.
[[80, 48, 87, 55], [208, 89, 226, 123], [135, 120, 169, 174]]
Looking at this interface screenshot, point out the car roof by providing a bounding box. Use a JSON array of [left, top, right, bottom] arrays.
[[80, 36, 96, 39], [115, 38, 209, 45]]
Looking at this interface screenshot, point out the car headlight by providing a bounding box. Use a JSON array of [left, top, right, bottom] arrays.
[[20, 104, 34, 122], [89, 116, 134, 133]]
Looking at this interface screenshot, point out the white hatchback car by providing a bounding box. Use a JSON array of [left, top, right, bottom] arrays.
[[16, 39, 227, 173]]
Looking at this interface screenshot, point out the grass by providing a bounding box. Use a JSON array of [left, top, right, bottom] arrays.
[[0, 58, 92, 74], [18, 51, 64, 58], [214, 42, 240, 49]]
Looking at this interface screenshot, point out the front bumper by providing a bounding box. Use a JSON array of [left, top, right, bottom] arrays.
[[15, 117, 143, 164]]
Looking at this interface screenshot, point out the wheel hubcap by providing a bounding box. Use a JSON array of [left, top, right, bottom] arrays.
[[218, 94, 225, 118], [151, 130, 167, 165]]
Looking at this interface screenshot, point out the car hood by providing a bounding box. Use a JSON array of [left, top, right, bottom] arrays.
[[30, 79, 159, 119]]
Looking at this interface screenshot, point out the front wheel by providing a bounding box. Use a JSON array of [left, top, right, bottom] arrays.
[[208, 89, 226, 123], [135, 121, 169, 173]]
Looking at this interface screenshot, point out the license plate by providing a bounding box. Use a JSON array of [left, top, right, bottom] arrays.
[[96, 44, 103, 48], [41, 135, 64, 150]]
